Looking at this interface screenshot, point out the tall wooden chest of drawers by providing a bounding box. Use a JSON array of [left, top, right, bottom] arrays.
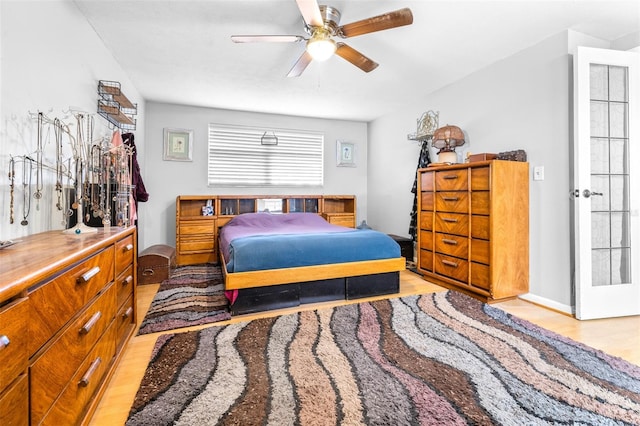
[[417, 160, 529, 302], [0, 227, 137, 425]]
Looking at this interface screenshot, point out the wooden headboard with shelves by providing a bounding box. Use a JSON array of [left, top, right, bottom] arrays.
[[175, 195, 356, 265]]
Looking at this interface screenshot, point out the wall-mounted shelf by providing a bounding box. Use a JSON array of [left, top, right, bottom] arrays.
[[407, 110, 439, 142], [97, 80, 137, 130]]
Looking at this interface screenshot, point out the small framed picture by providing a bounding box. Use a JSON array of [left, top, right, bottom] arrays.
[[337, 140, 356, 167], [163, 128, 193, 161]]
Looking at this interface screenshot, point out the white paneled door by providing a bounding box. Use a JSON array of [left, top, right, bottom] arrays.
[[573, 46, 639, 320]]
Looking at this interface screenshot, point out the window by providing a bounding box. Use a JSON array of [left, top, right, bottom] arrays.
[[208, 124, 324, 186]]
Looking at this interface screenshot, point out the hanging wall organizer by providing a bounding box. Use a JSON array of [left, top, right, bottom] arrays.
[[407, 110, 439, 142], [97, 80, 137, 130]]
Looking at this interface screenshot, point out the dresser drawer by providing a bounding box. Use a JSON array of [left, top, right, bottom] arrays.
[[435, 233, 468, 259], [115, 295, 134, 352], [324, 214, 355, 228], [420, 171, 434, 191], [420, 192, 434, 210], [435, 169, 468, 191], [0, 373, 28, 426], [436, 192, 468, 213], [179, 236, 215, 253], [30, 283, 116, 424], [419, 211, 433, 230], [419, 249, 433, 272], [435, 254, 468, 282], [28, 248, 114, 356], [470, 166, 490, 190], [471, 215, 490, 240], [116, 265, 134, 310], [471, 262, 490, 291], [470, 239, 490, 265], [435, 212, 469, 237], [115, 234, 135, 277], [419, 230, 433, 251], [39, 324, 117, 426], [0, 298, 29, 394], [179, 220, 215, 236], [471, 191, 490, 215]]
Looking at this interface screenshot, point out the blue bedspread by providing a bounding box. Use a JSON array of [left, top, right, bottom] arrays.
[[220, 213, 401, 273]]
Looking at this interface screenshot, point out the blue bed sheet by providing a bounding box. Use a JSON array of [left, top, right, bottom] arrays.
[[225, 229, 401, 273]]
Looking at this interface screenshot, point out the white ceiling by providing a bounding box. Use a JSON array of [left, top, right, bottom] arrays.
[[74, 0, 639, 122]]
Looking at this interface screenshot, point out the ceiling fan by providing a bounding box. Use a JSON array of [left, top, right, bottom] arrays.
[[231, 0, 413, 77]]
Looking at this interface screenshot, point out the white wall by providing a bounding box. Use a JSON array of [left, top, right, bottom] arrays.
[[140, 101, 368, 251], [368, 31, 575, 308], [0, 0, 145, 241]]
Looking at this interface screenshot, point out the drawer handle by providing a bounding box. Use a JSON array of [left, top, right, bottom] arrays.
[[79, 311, 102, 335], [443, 175, 458, 180], [443, 197, 459, 201], [0, 335, 10, 349], [442, 218, 458, 223], [125, 243, 134, 252], [78, 357, 102, 388], [123, 275, 133, 286], [442, 259, 459, 267], [78, 266, 101, 284], [123, 307, 133, 319], [442, 238, 458, 245], [142, 268, 155, 277]]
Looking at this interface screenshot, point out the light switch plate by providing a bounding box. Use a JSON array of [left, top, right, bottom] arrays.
[[533, 166, 544, 181]]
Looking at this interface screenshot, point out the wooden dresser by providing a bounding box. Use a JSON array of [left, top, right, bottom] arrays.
[[0, 227, 136, 425], [417, 160, 529, 302]]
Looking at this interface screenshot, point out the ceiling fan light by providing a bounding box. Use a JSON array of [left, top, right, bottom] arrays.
[[306, 37, 336, 61]]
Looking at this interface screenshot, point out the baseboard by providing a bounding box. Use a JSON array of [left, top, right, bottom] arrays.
[[519, 293, 574, 316]]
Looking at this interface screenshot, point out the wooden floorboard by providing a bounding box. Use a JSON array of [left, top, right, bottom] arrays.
[[89, 270, 640, 425]]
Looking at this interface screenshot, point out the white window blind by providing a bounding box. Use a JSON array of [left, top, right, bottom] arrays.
[[208, 124, 324, 187]]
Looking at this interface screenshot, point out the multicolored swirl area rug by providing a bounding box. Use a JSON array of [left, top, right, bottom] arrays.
[[137, 264, 231, 335], [127, 291, 640, 425]]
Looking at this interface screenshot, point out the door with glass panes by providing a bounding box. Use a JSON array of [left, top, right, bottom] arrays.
[[573, 46, 639, 320]]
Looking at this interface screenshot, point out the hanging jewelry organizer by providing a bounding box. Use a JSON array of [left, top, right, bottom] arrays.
[[63, 112, 135, 234], [97, 80, 137, 130], [4, 110, 134, 236]]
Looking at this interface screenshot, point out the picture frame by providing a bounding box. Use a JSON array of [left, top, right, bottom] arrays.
[[163, 128, 193, 161], [337, 140, 356, 167]]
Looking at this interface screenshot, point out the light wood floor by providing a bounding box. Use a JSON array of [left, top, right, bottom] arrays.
[[90, 271, 640, 425]]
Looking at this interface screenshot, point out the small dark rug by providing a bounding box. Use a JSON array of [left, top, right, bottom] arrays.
[[127, 290, 640, 425], [137, 264, 231, 335]]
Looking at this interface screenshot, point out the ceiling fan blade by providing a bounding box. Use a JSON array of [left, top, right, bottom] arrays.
[[335, 43, 378, 73], [295, 0, 323, 27], [338, 8, 413, 38], [287, 50, 313, 77], [231, 35, 305, 43]]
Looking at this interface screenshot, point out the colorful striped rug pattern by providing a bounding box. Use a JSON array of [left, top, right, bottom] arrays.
[[127, 291, 640, 425], [137, 264, 231, 335]]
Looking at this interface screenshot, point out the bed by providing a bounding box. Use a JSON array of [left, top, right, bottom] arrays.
[[219, 212, 405, 315]]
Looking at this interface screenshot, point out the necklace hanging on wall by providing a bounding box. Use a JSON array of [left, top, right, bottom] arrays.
[[8, 156, 15, 224], [63, 158, 73, 227], [21, 157, 32, 226], [54, 118, 64, 211], [72, 160, 79, 210], [90, 145, 102, 218], [33, 113, 44, 207]]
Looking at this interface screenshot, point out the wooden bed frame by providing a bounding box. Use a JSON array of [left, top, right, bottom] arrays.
[[220, 248, 406, 315]]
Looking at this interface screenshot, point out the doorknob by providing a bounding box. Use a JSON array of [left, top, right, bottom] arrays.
[[583, 189, 603, 198]]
